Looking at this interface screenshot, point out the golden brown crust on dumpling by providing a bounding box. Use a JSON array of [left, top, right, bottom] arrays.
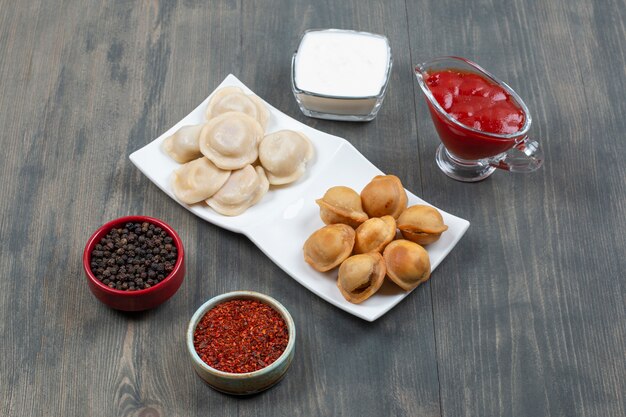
[[316, 186, 368, 228], [353, 215, 396, 254], [397, 205, 448, 245], [360, 175, 408, 219], [383, 239, 431, 291], [337, 252, 386, 304], [303, 224, 355, 272]]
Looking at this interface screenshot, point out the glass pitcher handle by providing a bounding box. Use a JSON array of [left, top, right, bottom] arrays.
[[489, 137, 543, 173]]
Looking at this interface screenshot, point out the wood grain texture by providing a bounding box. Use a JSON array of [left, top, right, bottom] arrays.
[[0, 0, 624, 416], [235, 2, 441, 417], [407, 0, 626, 416]]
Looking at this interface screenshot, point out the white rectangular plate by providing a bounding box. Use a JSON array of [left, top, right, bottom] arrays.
[[129, 74, 470, 321]]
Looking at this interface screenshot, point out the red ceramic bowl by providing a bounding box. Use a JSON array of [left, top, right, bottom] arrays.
[[83, 215, 185, 311]]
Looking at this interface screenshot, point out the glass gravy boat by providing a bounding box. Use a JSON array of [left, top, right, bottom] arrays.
[[414, 56, 543, 182]]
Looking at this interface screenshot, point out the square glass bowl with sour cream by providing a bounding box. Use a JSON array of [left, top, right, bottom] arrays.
[[291, 29, 393, 122]]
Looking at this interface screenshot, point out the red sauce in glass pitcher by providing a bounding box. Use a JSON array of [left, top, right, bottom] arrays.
[[425, 69, 526, 160]]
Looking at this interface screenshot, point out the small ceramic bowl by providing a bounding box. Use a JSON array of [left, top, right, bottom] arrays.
[[83, 215, 185, 311], [186, 291, 296, 395]]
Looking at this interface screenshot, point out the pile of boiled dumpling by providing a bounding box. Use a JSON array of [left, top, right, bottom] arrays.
[[162, 86, 314, 216], [303, 175, 448, 304]]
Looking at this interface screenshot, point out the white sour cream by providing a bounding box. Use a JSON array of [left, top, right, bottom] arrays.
[[294, 30, 391, 98]]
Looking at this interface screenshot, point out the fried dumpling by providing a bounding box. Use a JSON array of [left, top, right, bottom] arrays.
[[205, 86, 270, 130], [337, 252, 386, 304], [199, 112, 264, 170], [353, 215, 397, 254], [258, 130, 314, 185], [360, 175, 408, 219], [161, 124, 204, 163], [316, 186, 368, 228], [206, 165, 269, 216], [303, 224, 355, 272], [397, 205, 448, 245], [171, 157, 230, 204], [383, 239, 431, 291]]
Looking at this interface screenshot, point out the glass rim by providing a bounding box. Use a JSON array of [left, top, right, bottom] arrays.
[[414, 56, 532, 140]]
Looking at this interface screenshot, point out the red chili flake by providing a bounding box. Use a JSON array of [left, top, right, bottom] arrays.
[[193, 299, 289, 374]]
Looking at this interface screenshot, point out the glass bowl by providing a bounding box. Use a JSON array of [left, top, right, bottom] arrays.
[[291, 29, 392, 122]]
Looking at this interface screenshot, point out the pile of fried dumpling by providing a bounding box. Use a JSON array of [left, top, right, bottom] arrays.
[[161, 86, 314, 216], [303, 175, 448, 304]]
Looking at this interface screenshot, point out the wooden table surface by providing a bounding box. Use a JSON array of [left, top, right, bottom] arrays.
[[1, 0, 625, 416]]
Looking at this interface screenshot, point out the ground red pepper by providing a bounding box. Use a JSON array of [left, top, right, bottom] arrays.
[[193, 299, 289, 373]]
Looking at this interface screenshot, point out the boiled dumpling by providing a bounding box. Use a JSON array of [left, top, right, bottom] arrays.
[[258, 130, 314, 185], [199, 112, 264, 170], [205, 86, 270, 130], [161, 124, 204, 163], [206, 165, 269, 216], [171, 157, 230, 204]]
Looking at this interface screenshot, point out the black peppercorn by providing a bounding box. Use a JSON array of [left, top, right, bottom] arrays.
[[90, 221, 177, 291]]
